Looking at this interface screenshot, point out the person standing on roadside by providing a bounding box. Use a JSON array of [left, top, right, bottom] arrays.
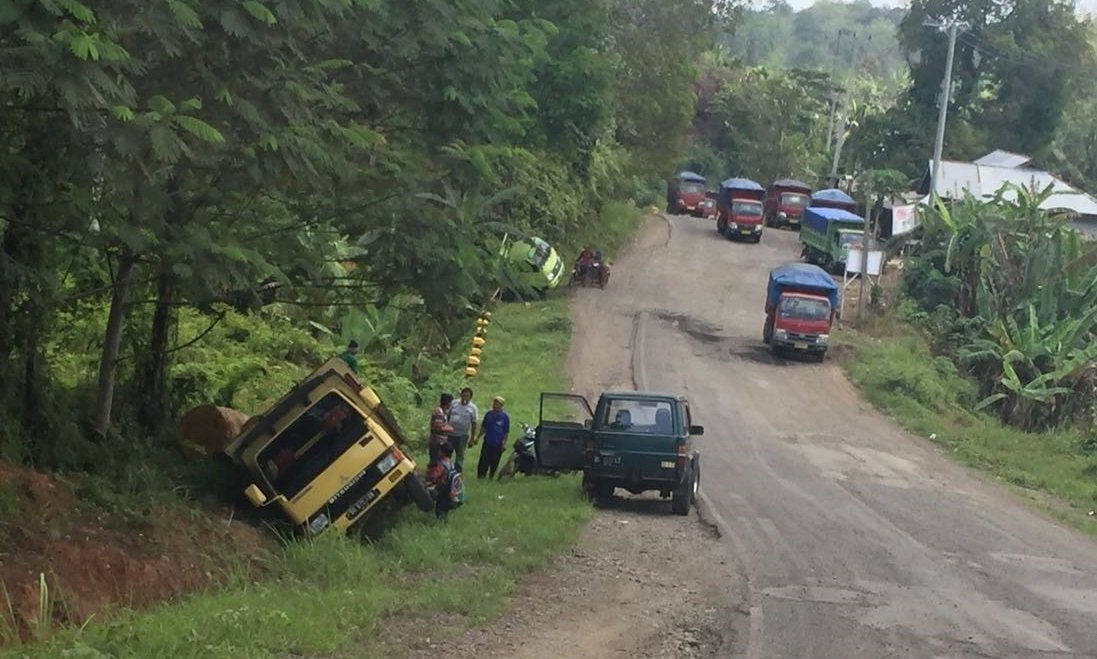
[[447, 387, 478, 473], [337, 340, 359, 372], [429, 393, 454, 467], [474, 395, 510, 479]]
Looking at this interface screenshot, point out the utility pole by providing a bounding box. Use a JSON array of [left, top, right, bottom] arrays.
[[856, 180, 872, 324], [828, 32, 870, 189], [925, 17, 969, 199], [825, 29, 848, 155]]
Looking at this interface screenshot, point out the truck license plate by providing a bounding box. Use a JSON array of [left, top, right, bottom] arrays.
[[794, 342, 808, 350], [597, 453, 621, 466], [740, 229, 752, 235]]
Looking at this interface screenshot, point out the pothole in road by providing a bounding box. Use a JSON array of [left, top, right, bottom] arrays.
[[654, 311, 724, 343]]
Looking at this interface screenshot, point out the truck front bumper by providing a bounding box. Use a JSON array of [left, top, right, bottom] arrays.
[[726, 222, 762, 236], [773, 332, 828, 353]]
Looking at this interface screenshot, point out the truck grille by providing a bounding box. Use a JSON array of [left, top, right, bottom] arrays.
[[323, 456, 389, 522], [785, 331, 819, 342]]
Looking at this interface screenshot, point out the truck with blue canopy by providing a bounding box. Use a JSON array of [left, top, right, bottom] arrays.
[[666, 171, 708, 216], [763, 263, 838, 360], [799, 207, 865, 273], [716, 177, 766, 243], [810, 188, 857, 214]]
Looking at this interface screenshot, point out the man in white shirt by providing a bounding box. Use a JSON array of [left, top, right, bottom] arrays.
[[447, 387, 479, 472]]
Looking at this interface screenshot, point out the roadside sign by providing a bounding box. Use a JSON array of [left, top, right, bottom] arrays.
[[845, 248, 883, 276], [891, 204, 919, 236]]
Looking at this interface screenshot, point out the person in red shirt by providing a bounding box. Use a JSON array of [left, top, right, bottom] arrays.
[[428, 393, 454, 467]]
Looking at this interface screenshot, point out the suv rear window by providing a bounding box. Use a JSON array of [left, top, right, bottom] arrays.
[[601, 399, 676, 435]]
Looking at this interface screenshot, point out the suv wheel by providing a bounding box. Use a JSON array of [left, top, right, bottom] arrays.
[[671, 469, 694, 516], [691, 458, 700, 505]]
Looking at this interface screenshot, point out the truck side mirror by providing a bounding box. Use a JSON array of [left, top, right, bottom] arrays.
[[689, 425, 705, 436], [244, 483, 268, 507]]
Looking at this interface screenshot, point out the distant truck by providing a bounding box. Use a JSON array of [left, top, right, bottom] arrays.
[[809, 188, 857, 214], [716, 177, 766, 243], [666, 171, 708, 216], [799, 207, 865, 274], [763, 263, 838, 361], [534, 391, 703, 516], [223, 357, 433, 537], [764, 179, 812, 229]]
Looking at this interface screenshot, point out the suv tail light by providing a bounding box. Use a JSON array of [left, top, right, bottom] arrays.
[[676, 443, 687, 469]]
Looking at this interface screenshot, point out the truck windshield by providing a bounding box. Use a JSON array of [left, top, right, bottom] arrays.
[[601, 399, 676, 435], [259, 391, 369, 499], [680, 181, 705, 194], [837, 232, 863, 250], [733, 200, 763, 217], [779, 297, 831, 321], [780, 193, 809, 208], [526, 240, 550, 269]]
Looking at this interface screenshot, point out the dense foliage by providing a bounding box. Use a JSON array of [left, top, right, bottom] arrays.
[[900, 187, 1097, 431], [0, 0, 724, 471]]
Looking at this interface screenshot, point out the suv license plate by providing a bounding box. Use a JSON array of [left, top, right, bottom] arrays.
[[740, 229, 752, 235], [597, 454, 621, 466], [794, 342, 808, 350]]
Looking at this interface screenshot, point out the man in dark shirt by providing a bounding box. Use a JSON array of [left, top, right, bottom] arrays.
[[474, 396, 510, 479]]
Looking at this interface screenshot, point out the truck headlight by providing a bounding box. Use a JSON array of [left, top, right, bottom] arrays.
[[818, 334, 829, 344], [376, 451, 400, 474], [307, 512, 330, 535], [729, 222, 738, 229], [774, 329, 788, 340]]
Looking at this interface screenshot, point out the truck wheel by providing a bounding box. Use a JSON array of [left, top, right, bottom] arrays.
[[403, 473, 435, 512], [769, 341, 782, 358], [671, 469, 694, 516]]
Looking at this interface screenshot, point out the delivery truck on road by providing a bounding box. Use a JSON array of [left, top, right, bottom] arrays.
[[764, 179, 812, 229], [667, 171, 708, 216], [763, 263, 838, 361], [716, 177, 766, 243], [799, 207, 865, 274]]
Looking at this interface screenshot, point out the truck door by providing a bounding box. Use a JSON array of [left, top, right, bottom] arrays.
[[535, 393, 593, 471]]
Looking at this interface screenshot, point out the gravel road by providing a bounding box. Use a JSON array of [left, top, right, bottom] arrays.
[[412, 214, 1097, 659]]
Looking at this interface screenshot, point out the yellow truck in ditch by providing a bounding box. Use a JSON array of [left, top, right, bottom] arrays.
[[221, 356, 434, 537]]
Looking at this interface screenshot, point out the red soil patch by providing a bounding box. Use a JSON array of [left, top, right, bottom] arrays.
[[0, 460, 275, 642]]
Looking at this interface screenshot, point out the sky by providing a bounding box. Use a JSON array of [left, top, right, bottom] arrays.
[[774, 0, 1097, 14]]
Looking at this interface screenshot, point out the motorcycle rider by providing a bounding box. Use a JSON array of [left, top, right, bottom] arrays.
[[575, 247, 595, 278]]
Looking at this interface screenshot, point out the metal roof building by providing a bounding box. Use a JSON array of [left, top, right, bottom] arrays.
[[919, 151, 1097, 218]]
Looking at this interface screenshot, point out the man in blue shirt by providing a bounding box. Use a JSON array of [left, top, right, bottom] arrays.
[[473, 395, 510, 479]]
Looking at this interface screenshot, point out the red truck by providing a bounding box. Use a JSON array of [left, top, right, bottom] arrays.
[[716, 177, 766, 243], [764, 179, 812, 229], [666, 171, 708, 216], [762, 263, 838, 361], [809, 188, 857, 214]]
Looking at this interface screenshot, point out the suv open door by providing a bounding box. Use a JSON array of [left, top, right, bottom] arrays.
[[535, 393, 593, 471]]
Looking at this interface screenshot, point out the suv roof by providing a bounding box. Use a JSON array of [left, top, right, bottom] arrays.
[[600, 390, 688, 403]]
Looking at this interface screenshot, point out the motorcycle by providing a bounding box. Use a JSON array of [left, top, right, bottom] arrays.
[[568, 260, 610, 289], [497, 423, 559, 480]]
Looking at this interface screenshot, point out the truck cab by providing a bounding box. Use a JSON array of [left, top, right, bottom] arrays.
[[765, 179, 812, 229], [716, 177, 766, 243], [533, 391, 703, 516], [222, 357, 433, 537], [667, 171, 708, 216], [763, 263, 839, 361]]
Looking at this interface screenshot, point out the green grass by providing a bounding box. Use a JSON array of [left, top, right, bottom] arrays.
[[844, 334, 1097, 535], [5, 298, 593, 659]]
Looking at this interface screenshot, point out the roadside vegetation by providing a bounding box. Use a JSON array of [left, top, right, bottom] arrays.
[[5, 297, 594, 659], [845, 188, 1097, 534], [2, 0, 686, 647]]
